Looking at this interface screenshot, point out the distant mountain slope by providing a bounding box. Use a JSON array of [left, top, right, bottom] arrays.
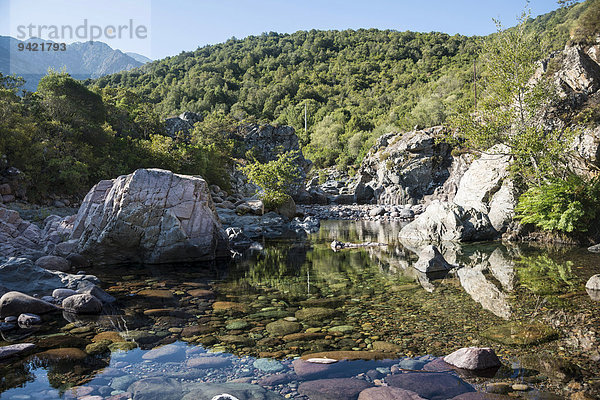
[[126, 52, 152, 64], [0, 36, 147, 91]]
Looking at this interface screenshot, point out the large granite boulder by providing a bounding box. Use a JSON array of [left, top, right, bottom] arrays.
[[399, 144, 515, 242], [70, 169, 229, 265], [0, 257, 98, 296], [355, 127, 455, 205], [452, 145, 513, 213], [398, 202, 496, 242]]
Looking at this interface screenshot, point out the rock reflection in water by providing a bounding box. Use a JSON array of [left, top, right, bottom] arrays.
[[1, 220, 599, 398]]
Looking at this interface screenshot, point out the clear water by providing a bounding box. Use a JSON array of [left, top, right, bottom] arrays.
[[1, 220, 599, 399]]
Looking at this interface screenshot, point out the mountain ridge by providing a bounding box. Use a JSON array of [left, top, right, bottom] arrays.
[[0, 36, 150, 91]]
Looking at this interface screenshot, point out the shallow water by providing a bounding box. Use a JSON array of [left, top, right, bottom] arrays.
[[1, 220, 599, 399]]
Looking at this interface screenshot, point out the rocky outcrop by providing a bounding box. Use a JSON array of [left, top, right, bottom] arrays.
[[232, 124, 311, 200], [556, 45, 600, 97], [399, 145, 515, 242], [353, 127, 456, 205], [398, 202, 496, 242], [164, 111, 202, 137], [237, 124, 309, 168], [70, 168, 229, 265], [0, 207, 44, 259]]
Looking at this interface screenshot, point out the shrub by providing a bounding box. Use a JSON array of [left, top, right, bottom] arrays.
[[515, 175, 600, 233], [241, 151, 302, 208]]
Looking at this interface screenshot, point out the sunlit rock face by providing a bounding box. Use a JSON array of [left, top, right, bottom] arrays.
[[399, 144, 516, 242], [355, 127, 455, 205], [70, 168, 229, 266]]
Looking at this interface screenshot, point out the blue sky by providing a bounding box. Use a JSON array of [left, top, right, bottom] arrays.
[[0, 0, 575, 60]]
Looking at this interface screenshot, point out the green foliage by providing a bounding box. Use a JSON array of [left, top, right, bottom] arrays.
[[241, 151, 302, 208], [570, 0, 600, 44], [0, 71, 233, 200], [91, 5, 585, 169], [515, 175, 600, 233], [450, 10, 575, 184]]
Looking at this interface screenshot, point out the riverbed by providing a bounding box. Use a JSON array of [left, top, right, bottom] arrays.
[[1, 220, 598, 399]]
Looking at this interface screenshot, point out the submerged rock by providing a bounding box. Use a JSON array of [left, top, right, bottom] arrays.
[[183, 382, 285, 400], [298, 378, 372, 400], [70, 168, 229, 265], [266, 320, 301, 336], [481, 322, 558, 346], [443, 347, 501, 370], [358, 386, 426, 400]]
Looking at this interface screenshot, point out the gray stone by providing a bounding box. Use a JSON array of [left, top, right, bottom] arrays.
[[443, 347, 502, 370], [70, 169, 229, 265], [453, 145, 513, 214], [586, 274, 600, 298], [413, 245, 455, 273], [358, 387, 426, 400], [35, 255, 70, 272], [183, 382, 284, 400], [17, 313, 41, 327], [77, 285, 116, 303], [0, 291, 58, 317], [588, 244, 600, 253], [0, 343, 35, 360], [186, 356, 231, 369], [141, 344, 185, 361], [557, 45, 600, 95], [356, 128, 454, 205], [0, 207, 44, 259], [110, 375, 136, 391], [128, 377, 183, 400], [62, 293, 102, 314], [399, 202, 496, 242], [369, 207, 386, 217], [0, 257, 98, 296], [298, 378, 372, 400], [253, 358, 285, 373], [52, 288, 77, 300], [386, 372, 475, 400]]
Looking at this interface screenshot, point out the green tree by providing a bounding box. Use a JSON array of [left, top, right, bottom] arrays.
[[241, 151, 302, 208], [450, 10, 574, 184]]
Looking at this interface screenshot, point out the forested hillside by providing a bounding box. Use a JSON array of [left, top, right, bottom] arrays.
[[0, 1, 592, 202], [93, 2, 587, 168]]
